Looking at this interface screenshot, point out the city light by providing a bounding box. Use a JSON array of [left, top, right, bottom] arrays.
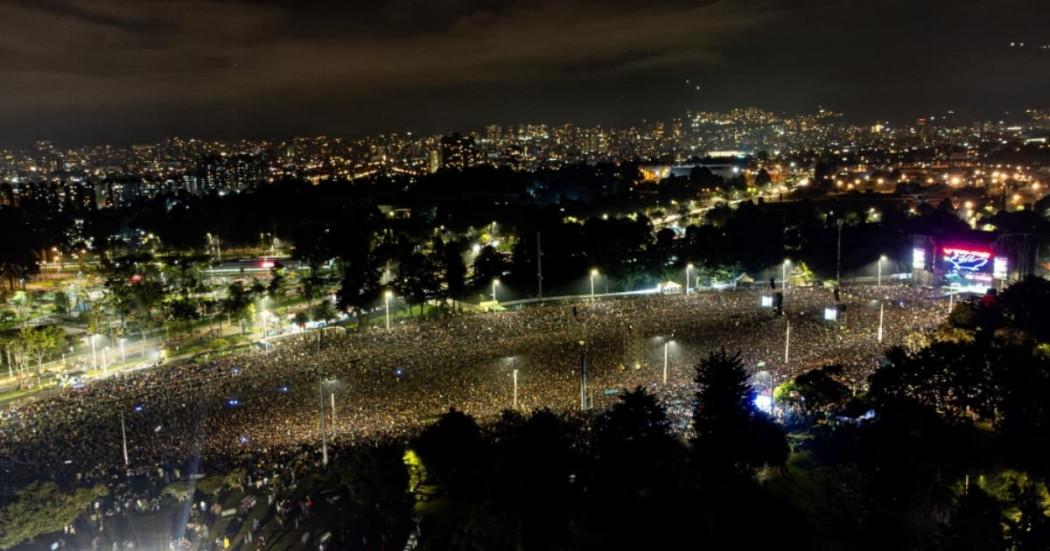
[[1, 8, 1045, 547]]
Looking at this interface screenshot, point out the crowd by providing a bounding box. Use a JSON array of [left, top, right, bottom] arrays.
[[1, 286, 947, 489]]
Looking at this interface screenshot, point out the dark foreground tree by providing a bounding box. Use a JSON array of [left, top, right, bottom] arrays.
[[936, 487, 1006, 551], [0, 482, 108, 549], [337, 256, 382, 325], [411, 408, 485, 498], [692, 349, 788, 478]]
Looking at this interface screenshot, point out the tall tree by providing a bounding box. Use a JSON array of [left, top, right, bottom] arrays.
[[937, 488, 1007, 551], [396, 250, 439, 315], [336, 253, 383, 325], [221, 281, 254, 329], [692, 349, 788, 477], [439, 240, 467, 303], [471, 246, 510, 289], [0, 210, 40, 291]]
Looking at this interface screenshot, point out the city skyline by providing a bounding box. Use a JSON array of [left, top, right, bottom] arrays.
[[1, 0, 1048, 147]]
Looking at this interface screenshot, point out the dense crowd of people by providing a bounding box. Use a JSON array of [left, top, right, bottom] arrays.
[[1, 286, 947, 488]]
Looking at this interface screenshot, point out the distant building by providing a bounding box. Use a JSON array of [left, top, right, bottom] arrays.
[[428, 149, 441, 174], [439, 134, 484, 171], [638, 158, 746, 183], [196, 152, 267, 193]]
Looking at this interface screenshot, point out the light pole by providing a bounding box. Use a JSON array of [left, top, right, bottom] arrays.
[[590, 269, 598, 300], [877, 302, 885, 343], [318, 379, 329, 467], [836, 218, 843, 283], [384, 290, 393, 331], [102, 347, 108, 374], [119, 338, 126, 364], [330, 391, 337, 429], [579, 340, 588, 411], [663, 340, 672, 385], [512, 368, 519, 409], [877, 255, 886, 287], [782, 259, 791, 291], [784, 321, 791, 364], [492, 278, 500, 303], [120, 411, 129, 468], [768, 372, 776, 416], [89, 334, 97, 371], [685, 263, 694, 294]]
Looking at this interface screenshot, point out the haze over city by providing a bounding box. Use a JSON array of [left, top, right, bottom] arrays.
[[1, 0, 1049, 146]]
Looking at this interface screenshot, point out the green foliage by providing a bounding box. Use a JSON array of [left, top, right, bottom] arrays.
[[221, 281, 254, 322], [337, 252, 383, 323], [337, 443, 413, 541], [194, 469, 244, 495], [999, 276, 1050, 342], [14, 324, 66, 375], [412, 409, 484, 497], [51, 291, 71, 316], [397, 250, 441, 314], [102, 254, 166, 325], [785, 364, 851, 420], [869, 343, 1000, 422], [470, 246, 509, 288], [162, 481, 194, 502], [1005, 479, 1050, 549], [312, 298, 337, 322], [439, 240, 467, 301], [692, 349, 788, 476], [268, 269, 288, 299], [0, 482, 108, 549], [937, 488, 1007, 551]]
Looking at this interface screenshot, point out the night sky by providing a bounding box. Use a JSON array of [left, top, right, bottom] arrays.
[[1, 0, 1048, 146]]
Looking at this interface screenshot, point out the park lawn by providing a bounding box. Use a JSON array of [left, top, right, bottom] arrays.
[[0, 387, 39, 405]]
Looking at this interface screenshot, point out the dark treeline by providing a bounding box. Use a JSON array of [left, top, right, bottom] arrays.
[[4, 164, 1050, 304]]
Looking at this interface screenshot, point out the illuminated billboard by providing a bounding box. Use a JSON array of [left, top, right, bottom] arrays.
[[912, 247, 926, 270], [994, 257, 1008, 279], [942, 246, 993, 284]]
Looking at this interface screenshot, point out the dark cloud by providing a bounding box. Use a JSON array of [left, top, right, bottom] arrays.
[[0, 0, 1047, 146]]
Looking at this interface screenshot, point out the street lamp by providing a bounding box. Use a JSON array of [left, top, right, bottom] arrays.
[[663, 339, 673, 385], [590, 269, 599, 300], [512, 368, 519, 409], [120, 411, 129, 468], [877, 302, 885, 343], [492, 278, 500, 303], [330, 390, 337, 429], [384, 290, 393, 331], [685, 263, 694, 295], [877, 255, 887, 287], [88, 334, 98, 371], [319, 378, 337, 467], [782, 259, 791, 291], [119, 338, 126, 364]]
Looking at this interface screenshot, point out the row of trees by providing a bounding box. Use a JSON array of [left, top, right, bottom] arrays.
[[0, 325, 66, 379], [11, 160, 1033, 306], [767, 277, 1050, 549]]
